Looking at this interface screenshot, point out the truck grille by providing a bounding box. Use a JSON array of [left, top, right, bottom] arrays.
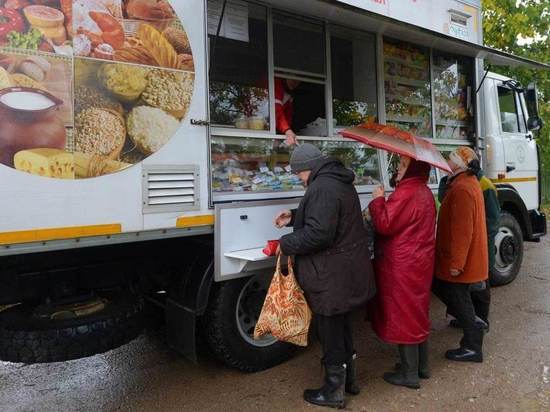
[[142, 166, 200, 213]]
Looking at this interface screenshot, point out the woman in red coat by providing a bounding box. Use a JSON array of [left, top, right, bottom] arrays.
[[368, 156, 436, 389]]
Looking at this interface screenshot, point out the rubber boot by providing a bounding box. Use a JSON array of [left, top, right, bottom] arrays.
[[394, 341, 430, 379], [418, 340, 430, 379], [304, 364, 346, 409], [345, 352, 360, 395], [384, 345, 420, 389], [446, 327, 483, 362]]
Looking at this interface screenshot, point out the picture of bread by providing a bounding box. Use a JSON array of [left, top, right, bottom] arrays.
[[137, 24, 178, 69], [163, 27, 191, 54], [19, 56, 52, 82]]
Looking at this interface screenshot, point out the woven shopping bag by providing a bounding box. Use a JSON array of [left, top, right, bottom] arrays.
[[254, 255, 312, 347]]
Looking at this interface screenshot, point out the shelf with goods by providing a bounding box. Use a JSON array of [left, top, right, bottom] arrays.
[[384, 55, 428, 71], [385, 75, 428, 88], [210, 136, 381, 193]]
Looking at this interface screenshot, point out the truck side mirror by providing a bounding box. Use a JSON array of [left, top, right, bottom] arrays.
[[527, 116, 543, 132]]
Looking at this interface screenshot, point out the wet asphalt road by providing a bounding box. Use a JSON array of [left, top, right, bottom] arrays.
[[1, 235, 549, 412]]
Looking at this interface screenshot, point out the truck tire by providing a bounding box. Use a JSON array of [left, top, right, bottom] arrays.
[[490, 212, 524, 286], [0, 292, 144, 363], [201, 274, 295, 372]]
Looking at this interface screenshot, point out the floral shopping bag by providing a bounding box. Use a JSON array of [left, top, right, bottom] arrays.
[[254, 255, 312, 347]]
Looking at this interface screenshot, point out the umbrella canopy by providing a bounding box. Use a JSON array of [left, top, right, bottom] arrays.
[[341, 122, 452, 173]]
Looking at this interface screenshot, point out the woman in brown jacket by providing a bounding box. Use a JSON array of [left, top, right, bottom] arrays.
[[433, 147, 489, 363]]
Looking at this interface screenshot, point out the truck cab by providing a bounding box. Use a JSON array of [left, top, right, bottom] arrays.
[[481, 72, 546, 285]]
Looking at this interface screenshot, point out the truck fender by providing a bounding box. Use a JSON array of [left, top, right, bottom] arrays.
[[496, 185, 532, 239], [166, 244, 214, 362]]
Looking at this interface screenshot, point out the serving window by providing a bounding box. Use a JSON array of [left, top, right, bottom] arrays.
[[331, 28, 378, 128], [207, 2, 476, 198], [208, 2, 269, 130]]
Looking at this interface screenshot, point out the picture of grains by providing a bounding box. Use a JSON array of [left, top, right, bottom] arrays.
[[127, 105, 180, 155], [74, 85, 123, 115], [74, 108, 126, 158], [141, 69, 193, 119]]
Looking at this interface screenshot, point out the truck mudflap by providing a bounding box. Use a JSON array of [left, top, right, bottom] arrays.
[[528, 209, 547, 240]]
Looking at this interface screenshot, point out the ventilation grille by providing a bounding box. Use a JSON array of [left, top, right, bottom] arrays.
[[142, 166, 200, 213]]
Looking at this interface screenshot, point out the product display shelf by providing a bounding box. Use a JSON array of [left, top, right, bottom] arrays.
[[435, 119, 469, 127], [385, 75, 428, 88], [386, 115, 426, 123], [385, 55, 428, 71], [385, 94, 429, 107]]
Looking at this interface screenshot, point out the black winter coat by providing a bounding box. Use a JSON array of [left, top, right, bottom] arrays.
[[279, 158, 376, 315]]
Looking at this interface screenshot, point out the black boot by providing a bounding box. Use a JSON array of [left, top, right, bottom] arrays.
[[446, 327, 484, 363], [394, 341, 430, 379], [418, 340, 430, 379], [384, 345, 420, 389], [304, 364, 346, 409], [345, 352, 360, 395]]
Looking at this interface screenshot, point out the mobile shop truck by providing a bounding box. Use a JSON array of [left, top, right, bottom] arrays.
[[0, 0, 547, 371]]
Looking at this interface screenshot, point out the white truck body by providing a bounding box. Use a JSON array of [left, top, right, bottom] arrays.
[[0, 0, 546, 368]]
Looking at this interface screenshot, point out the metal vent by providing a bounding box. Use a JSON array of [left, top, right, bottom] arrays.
[[142, 165, 200, 213]]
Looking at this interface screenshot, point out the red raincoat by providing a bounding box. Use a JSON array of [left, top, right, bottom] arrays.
[[368, 170, 436, 344]]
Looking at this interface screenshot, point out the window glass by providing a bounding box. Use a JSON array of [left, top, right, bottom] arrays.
[[498, 86, 520, 133], [515, 92, 527, 133], [383, 39, 432, 138], [208, 2, 269, 129], [331, 29, 378, 128], [211, 136, 381, 193], [433, 53, 474, 140], [273, 13, 326, 74]]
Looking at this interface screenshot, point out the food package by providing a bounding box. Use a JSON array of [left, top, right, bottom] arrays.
[[14, 148, 75, 179]]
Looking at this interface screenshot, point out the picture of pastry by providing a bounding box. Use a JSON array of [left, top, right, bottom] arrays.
[[23, 5, 67, 45], [18, 56, 51, 82], [127, 105, 179, 155], [137, 23, 178, 69], [163, 26, 191, 54]]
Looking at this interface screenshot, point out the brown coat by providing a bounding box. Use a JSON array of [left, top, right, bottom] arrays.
[[435, 172, 489, 284]]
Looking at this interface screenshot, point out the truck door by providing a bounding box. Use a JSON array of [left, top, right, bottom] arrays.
[[496, 83, 539, 210]]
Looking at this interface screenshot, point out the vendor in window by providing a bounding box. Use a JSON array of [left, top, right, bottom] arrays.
[[275, 77, 300, 146]]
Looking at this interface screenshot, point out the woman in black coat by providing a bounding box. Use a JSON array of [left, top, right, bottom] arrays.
[[275, 143, 376, 409]]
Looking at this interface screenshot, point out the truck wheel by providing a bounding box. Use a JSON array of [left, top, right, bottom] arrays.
[[201, 273, 295, 372], [0, 292, 144, 363], [490, 212, 524, 286]]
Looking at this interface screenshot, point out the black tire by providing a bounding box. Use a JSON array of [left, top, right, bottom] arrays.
[[490, 212, 524, 286], [201, 276, 295, 372], [0, 292, 144, 363]]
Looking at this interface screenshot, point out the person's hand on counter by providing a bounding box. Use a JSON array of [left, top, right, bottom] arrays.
[[284, 129, 298, 146]]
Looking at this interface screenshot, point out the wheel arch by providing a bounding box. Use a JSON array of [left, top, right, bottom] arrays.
[[496, 185, 532, 240]]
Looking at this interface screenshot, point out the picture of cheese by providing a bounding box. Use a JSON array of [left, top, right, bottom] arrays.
[[0, 67, 12, 89], [14, 149, 75, 179], [35, 25, 67, 45], [23, 5, 65, 29]]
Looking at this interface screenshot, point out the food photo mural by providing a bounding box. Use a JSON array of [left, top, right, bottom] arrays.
[[0, 0, 194, 179]]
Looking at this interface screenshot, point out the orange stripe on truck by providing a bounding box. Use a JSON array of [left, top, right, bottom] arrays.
[[176, 215, 215, 228], [491, 177, 537, 183], [0, 224, 122, 245]]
